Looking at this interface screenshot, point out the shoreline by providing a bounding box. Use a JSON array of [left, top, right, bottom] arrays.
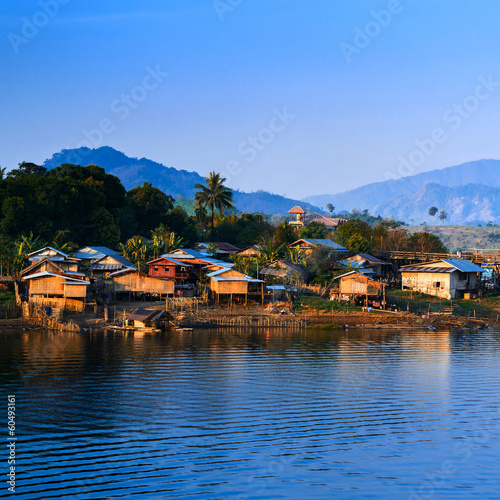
[[4, 303, 492, 332]]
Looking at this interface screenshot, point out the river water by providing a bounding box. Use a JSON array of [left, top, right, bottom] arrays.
[[1, 327, 499, 499]]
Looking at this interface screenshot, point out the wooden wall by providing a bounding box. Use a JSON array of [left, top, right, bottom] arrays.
[[339, 275, 383, 296], [113, 272, 174, 294], [211, 279, 248, 294]]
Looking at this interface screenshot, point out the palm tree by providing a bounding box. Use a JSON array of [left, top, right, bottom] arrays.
[[194, 172, 234, 234]]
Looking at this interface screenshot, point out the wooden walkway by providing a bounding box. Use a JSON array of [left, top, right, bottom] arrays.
[[375, 250, 500, 265]]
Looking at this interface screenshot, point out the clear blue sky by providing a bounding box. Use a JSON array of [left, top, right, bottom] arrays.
[[2, 0, 500, 199]]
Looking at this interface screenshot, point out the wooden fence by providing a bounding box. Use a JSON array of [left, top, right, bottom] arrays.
[[0, 303, 21, 318], [22, 302, 81, 332], [208, 315, 306, 328]]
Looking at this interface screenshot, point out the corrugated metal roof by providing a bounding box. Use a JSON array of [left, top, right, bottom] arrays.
[[443, 260, 484, 273], [334, 271, 386, 283], [90, 264, 122, 271], [147, 257, 193, 267], [127, 308, 161, 322], [22, 271, 62, 280], [349, 253, 391, 265], [292, 239, 348, 251], [27, 246, 70, 258], [400, 266, 455, 274]]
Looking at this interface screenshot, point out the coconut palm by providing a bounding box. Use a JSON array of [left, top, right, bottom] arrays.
[[194, 172, 234, 233]]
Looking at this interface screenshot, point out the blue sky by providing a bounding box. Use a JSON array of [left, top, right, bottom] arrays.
[[2, 0, 500, 199]]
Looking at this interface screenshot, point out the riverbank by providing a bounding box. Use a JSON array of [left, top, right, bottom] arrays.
[[12, 292, 498, 333]]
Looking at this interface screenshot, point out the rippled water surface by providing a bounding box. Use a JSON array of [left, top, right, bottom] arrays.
[[1, 327, 500, 499]]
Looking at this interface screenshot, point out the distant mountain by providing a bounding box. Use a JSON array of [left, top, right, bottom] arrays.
[[303, 159, 500, 213], [42, 147, 323, 215], [374, 183, 500, 225]]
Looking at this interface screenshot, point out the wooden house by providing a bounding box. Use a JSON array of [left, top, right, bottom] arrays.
[[27, 247, 80, 273], [289, 239, 348, 255], [303, 213, 347, 232], [22, 271, 89, 311], [147, 256, 194, 283], [237, 245, 262, 258], [344, 254, 392, 278], [399, 260, 483, 299], [331, 271, 386, 306], [260, 260, 309, 285], [72, 246, 120, 264], [207, 268, 265, 304], [125, 308, 163, 329], [109, 269, 174, 298], [89, 255, 135, 277], [162, 249, 233, 276], [287, 206, 347, 232], [20, 257, 84, 280]]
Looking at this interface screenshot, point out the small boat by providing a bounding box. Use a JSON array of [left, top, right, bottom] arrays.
[[427, 324, 437, 331]]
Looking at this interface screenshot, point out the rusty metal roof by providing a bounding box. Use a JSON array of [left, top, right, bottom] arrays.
[[400, 266, 455, 273]]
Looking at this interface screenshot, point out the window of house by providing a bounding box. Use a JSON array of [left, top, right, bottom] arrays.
[[433, 282, 441, 288], [154, 267, 159, 271]]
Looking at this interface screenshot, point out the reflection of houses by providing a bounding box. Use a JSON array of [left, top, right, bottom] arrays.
[[343, 253, 392, 278], [289, 239, 348, 255], [287, 206, 347, 232], [147, 257, 194, 283], [207, 268, 265, 304], [109, 269, 174, 299], [89, 255, 135, 278], [260, 260, 309, 285], [332, 271, 386, 305], [399, 260, 483, 299]]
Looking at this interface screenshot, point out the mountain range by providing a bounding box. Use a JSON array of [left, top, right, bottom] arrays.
[[42, 147, 323, 215], [43, 148, 500, 224], [303, 159, 500, 225]]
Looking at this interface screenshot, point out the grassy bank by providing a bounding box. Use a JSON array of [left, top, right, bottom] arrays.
[[0, 290, 15, 304]]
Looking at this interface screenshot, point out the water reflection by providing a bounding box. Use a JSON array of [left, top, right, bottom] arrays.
[[1, 327, 500, 499]]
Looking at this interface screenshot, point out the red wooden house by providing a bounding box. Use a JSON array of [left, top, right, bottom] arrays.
[[146, 257, 194, 284]]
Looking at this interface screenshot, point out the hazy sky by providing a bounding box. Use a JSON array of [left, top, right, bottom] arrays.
[[2, 0, 500, 199]]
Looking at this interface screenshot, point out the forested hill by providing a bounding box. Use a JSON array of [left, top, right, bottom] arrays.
[[43, 147, 322, 215]]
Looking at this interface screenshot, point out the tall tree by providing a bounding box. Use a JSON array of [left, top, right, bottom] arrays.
[[428, 206, 438, 223], [326, 203, 335, 216], [438, 210, 448, 225], [194, 172, 234, 233]]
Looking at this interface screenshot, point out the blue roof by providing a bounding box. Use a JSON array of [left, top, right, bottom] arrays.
[[337, 261, 376, 275], [73, 246, 119, 260], [163, 249, 233, 267], [443, 260, 484, 273]]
